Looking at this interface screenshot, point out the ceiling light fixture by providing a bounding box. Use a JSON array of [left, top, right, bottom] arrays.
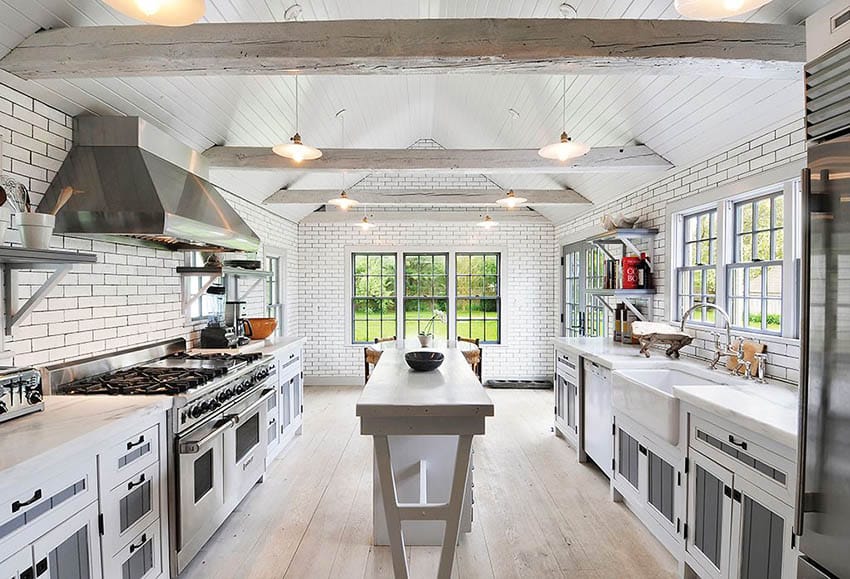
[[539, 76, 590, 162], [496, 189, 527, 209], [359, 215, 374, 231], [102, 0, 205, 26], [673, 0, 769, 18], [283, 3, 303, 21], [478, 214, 498, 229], [329, 191, 359, 211], [273, 76, 322, 163]]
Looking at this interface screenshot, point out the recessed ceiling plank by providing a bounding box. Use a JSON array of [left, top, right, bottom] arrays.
[[0, 19, 804, 80], [205, 145, 672, 174], [263, 188, 591, 205]]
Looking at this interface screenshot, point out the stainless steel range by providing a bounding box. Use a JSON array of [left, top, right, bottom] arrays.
[[43, 339, 276, 577], [0, 367, 43, 423]]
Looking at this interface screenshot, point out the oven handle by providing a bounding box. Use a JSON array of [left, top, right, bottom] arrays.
[[178, 416, 237, 454], [231, 388, 275, 422]]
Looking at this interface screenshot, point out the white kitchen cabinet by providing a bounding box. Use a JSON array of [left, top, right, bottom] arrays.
[[583, 360, 612, 475], [267, 344, 303, 465], [103, 520, 162, 579], [0, 547, 33, 579], [554, 349, 579, 450], [100, 461, 160, 558], [686, 449, 735, 579], [31, 502, 102, 579]]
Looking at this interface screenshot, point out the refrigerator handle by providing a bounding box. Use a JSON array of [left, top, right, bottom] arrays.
[[795, 167, 811, 536]]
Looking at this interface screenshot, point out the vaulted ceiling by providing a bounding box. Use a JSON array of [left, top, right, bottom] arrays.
[[0, 0, 827, 224]]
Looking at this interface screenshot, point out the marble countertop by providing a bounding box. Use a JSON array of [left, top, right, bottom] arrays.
[[0, 395, 171, 475], [356, 348, 494, 419], [552, 336, 799, 447], [674, 382, 798, 450], [192, 335, 306, 357]]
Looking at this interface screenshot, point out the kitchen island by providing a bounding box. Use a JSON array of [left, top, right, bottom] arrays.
[[356, 342, 494, 579]]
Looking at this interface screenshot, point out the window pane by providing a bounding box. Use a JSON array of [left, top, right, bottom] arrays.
[[484, 275, 498, 297], [738, 233, 753, 262], [354, 255, 368, 275], [737, 202, 753, 233], [756, 198, 772, 230], [706, 269, 716, 297], [747, 299, 762, 330], [693, 270, 703, 295], [766, 300, 782, 332], [470, 255, 484, 275], [756, 231, 771, 261], [747, 268, 763, 298], [686, 216, 697, 242], [730, 268, 744, 297], [679, 271, 692, 297], [774, 195, 784, 228], [774, 229, 784, 259], [730, 298, 745, 327], [353, 254, 396, 342], [687, 243, 697, 267], [457, 254, 500, 343], [699, 213, 711, 239], [767, 265, 782, 298]]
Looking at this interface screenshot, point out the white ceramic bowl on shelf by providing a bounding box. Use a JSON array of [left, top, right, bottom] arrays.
[[17, 213, 55, 250]]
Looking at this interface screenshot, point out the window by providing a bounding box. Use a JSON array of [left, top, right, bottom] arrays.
[[456, 253, 500, 343], [584, 246, 607, 337], [676, 209, 718, 324], [672, 181, 799, 338], [404, 254, 448, 339], [186, 252, 220, 321], [265, 254, 284, 337], [352, 253, 397, 343], [729, 192, 784, 333], [563, 247, 582, 336]]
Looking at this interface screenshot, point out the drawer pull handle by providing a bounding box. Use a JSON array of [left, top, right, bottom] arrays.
[[127, 435, 145, 450], [129, 534, 148, 553], [128, 474, 146, 490], [12, 489, 42, 513], [728, 435, 748, 450]]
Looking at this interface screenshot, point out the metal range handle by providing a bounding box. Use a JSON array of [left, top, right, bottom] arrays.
[[179, 416, 237, 454], [795, 167, 812, 537]]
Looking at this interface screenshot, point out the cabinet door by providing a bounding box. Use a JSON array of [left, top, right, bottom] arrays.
[[554, 375, 566, 423], [292, 370, 303, 421], [645, 449, 677, 528], [730, 476, 796, 579], [0, 547, 34, 579], [687, 450, 734, 579], [616, 427, 640, 492], [279, 375, 292, 432], [31, 502, 102, 579], [101, 462, 159, 557]]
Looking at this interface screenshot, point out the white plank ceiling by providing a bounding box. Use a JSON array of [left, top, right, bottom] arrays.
[[0, 0, 827, 223]]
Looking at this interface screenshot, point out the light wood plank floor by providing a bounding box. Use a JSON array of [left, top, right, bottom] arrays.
[[180, 386, 677, 579]]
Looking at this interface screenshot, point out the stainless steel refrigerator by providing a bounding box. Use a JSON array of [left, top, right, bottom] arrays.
[[798, 84, 850, 578]]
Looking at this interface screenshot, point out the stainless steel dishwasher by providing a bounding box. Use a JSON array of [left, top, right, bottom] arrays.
[[583, 360, 612, 476]]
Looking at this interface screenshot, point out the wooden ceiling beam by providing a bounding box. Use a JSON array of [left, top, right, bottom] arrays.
[[206, 146, 671, 174], [263, 188, 591, 206], [0, 19, 804, 80]]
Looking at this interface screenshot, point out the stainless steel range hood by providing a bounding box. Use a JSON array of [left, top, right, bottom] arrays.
[[37, 116, 260, 252]]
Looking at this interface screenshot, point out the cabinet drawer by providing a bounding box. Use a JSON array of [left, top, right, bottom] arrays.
[[104, 520, 162, 579], [556, 351, 578, 379], [100, 424, 160, 491], [0, 456, 97, 548], [101, 462, 161, 557], [278, 354, 301, 382], [690, 416, 795, 505]]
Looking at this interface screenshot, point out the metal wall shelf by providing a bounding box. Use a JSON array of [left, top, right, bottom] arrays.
[[586, 288, 657, 298], [1, 247, 98, 335], [176, 265, 272, 316], [176, 266, 272, 278]]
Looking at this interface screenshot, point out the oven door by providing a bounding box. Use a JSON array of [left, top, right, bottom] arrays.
[[176, 412, 233, 569], [224, 387, 274, 508]]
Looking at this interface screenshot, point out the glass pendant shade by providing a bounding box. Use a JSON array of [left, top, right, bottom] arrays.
[[272, 133, 323, 163], [359, 216, 374, 230], [102, 0, 205, 26], [328, 191, 359, 211], [674, 0, 770, 18], [538, 131, 591, 162], [496, 190, 528, 209], [478, 215, 498, 229]]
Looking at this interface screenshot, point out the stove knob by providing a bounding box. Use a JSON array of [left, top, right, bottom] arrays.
[[200, 401, 212, 413], [26, 390, 43, 405], [216, 391, 228, 403], [190, 405, 204, 419], [208, 399, 221, 411]]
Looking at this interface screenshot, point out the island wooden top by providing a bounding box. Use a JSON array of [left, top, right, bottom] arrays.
[[356, 346, 494, 419]]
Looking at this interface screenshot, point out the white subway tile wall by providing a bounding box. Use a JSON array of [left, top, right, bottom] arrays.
[[0, 83, 299, 368], [556, 119, 806, 383], [298, 221, 559, 382]]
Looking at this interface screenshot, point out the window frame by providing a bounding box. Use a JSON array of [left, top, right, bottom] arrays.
[[675, 208, 719, 327], [455, 252, 502, 344], [264, 248, 286, 337], [184, 252, 221, 322], [345, 246, 506, 346], [403, 253, 450, 340], [351, 252, 399, 345], [670, 176, 801, 340]]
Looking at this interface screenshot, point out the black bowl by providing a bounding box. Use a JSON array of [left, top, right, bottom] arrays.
[[405, 351, 445, 372]]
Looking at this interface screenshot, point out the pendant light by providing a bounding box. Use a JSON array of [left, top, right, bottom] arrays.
[[358, 215, 374, 231], [102, 0, 205, 26], [478, 214, 498, 229], [496, 189, 527, 209], [538, 75, 590, 162], [327, 109, 358, 210], [273, 76, 322, 162], [674, 0, 770, 18]]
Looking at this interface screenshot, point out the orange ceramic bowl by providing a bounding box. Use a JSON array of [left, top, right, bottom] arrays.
[[243, 318, 277, 340]]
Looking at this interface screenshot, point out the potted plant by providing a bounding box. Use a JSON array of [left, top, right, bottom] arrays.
[[418, 310, 447, 348]]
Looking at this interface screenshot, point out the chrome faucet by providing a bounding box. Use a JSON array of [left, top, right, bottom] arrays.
[[679, 303, 739, 370]]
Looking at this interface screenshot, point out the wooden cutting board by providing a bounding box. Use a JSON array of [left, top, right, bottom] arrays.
[[726, 339, 766, 377]]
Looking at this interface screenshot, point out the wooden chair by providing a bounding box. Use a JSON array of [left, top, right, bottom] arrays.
[[364, 336, 397, 383], [458, 336, 482, 382]]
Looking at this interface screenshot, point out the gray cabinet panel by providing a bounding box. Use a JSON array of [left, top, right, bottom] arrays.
[[648, 451, 675, 523], [694, 464, 725, 568], [48, 526, 90, 579], [739, 495, 785, 579], [121, 536, 153, 579], [618, 429, 639, 489]]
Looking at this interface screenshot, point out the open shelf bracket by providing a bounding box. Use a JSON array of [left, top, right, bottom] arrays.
[[4, 264, 73, 335]]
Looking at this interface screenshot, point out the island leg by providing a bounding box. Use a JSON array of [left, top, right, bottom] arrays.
[[374, 434, 409, 579], [437, 434, 473, 579]]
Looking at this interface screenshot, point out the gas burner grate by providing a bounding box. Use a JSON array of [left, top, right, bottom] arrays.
[[62, 366, 226, 395], [168, 352, 263, 364]]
